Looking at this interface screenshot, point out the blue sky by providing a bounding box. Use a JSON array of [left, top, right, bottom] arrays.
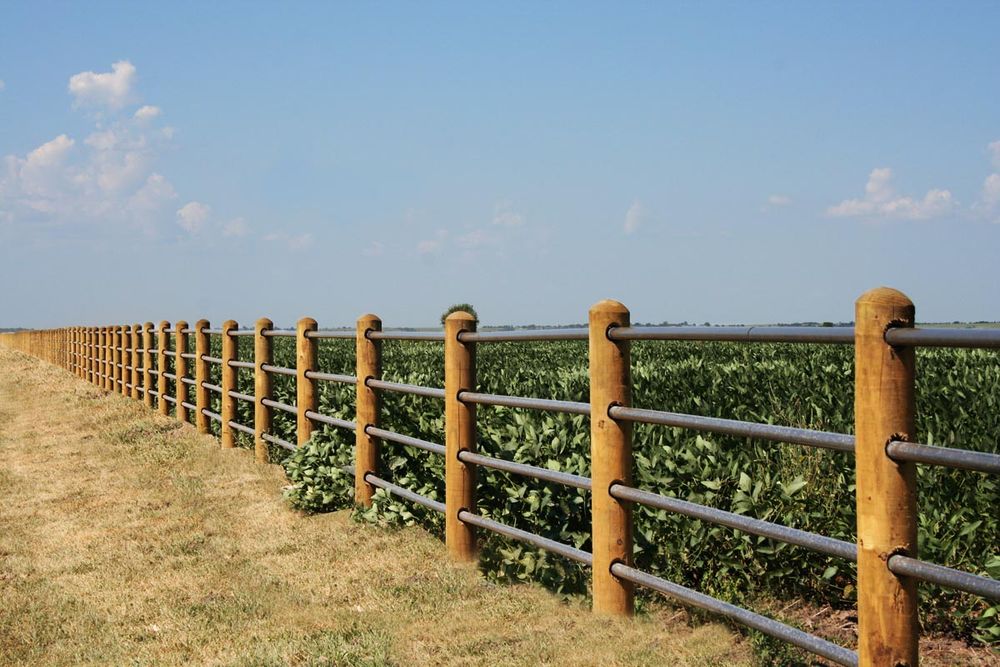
[[1, 2, 998, 328]]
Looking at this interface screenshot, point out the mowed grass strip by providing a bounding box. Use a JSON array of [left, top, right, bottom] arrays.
[[0, 349, 750, 667]]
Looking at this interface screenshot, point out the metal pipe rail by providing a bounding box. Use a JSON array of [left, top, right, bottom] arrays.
[[305, 330, 356, 339], [261, 398, 297, 415], [888, 555, 1000, 601], [609, 484, 855, 561], [366, 378, 445, 399], [163, 372, 177, 380], [181, 401, 196, 411], [458, 328, 589, 343], [261, 432, 295, 451], [367, 330, 445, 341], [609, 406, 856, 453], [262, 329, 296, 337], [458, 510, 593, 566], [202, 382, 222, 393], [261, 363, 296, 377], [305, 370, 357, 384], [230, 329, 255, 337], [610, 563, 857, 667], [181, 377, 196, 386], [365, 473, 445, 513], [202, 355, 223, 364], [228, 390, 254, 403], [163, 350, 176, 357], [161, 394, 177, 404], [608, 325, 855, 345], [180, 352, 196, 360], [458, 450, 592, 491], [228, 420, 254, 436], [886, 439, 1000, 475], [365, 426, 444, 455], [202, 408, 222, 422], [204, 329, 224, 335], [304, 409, 356, 431], [459, 391, 590, 416], [228, 360, 254, 370], [885, 327, 1000, 349]]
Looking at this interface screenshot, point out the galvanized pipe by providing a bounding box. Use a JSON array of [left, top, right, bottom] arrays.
[[202, 408, 222, 422], [228, 420, 254, 436], [305, 370, 358, 384], [261, 398, 298, 415], [228, 390, 255, 403], [180, 352, 196, 360], [181, 377, 196, 386], [609, 325, 855, 345], [366, 378, 445, 399], [457, 510, 593, 566], [458, 328, 589, 343], [459, 391, 590, 416], [367, 331, 445, 341], [262, 329, 296, 337], [887, 555, 1000, 601], [229, 329, 256, 337], [202, 382, 222, 393], [228, 360, 254, 370], [201, 355, 223, 364], [609, 406, 855, 453], [609, 484, 855, 561], [181, 401, 197, 411], [162, 395, 177, 404], [885, 327, 1000, 349], [305, 330, 356, 339], [304, 409, 356, 431], [610, 564, 857, 667], [365, 426, 444, 456], [459, 450, 592, 491], [261, 363, 296, 377], [261, 432, 296, 451], [364, 473, 445, 513], [886, 440, 1000, 475]]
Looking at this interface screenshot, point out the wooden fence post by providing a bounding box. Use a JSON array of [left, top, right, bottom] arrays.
[[855, 287, 919, 666], [588, 299, 634, 616], [119, 324, 128, 396], [99, 327, 107, 390], [194, 319, 210, 433], [444, 311, 477, 561], [158, 321, 170, 415], [254, 318, 274, 463], [220, 320, 238, 448], [355, 314, 382, 506], [296, 317, 318, 447], [175, 321, 189, 423], [113, 325, 123, 395], [131, 324, 141, 400], [142, 323, 154, 407]]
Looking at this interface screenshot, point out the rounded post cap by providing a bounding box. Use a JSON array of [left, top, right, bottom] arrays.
[[856, 286, 913, 309], [158, 320, 170, 329], [143, 321, 154, 329], [589, 299, 629, 316], [195, 319, 210, 330], [222, 319, 238, 329], [297, 317, 318, 329], [357, 313, 381, 323], [445, 310, 477, 323], [175, 320, 189, 327]]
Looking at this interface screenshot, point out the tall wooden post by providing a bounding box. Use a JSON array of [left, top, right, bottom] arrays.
[[589, 299, 634, 616], [254, 318, 273, 463], [194, 319, 210, 433], [175, 321, 189, 423], [355, 314, 382, 506], [220, 320, 238, 448], [99, 327, 107, 390], [296, 317, 318, 447], [120, 325, 130, 396], [444, 311, 477, 561], [113, 325, 123, 394], [142, 323, 154, 407], [157, 321, 170, 415], [131, 324, 141, 400], [855, 287, 919, 666]]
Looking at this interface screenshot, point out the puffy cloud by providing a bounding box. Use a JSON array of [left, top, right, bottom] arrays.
[[222, 217, 249, 237], [826, 168, 954, 220], [767, 194, 792, 206], [492, 201, 524, 227], [68, 60, 136, 110], [983, 173, 1000, 207], [176, 201, 210, 233], [989, 140, 1000, 170], [133, 105, 161, 122], [624, 200, 644, 234], [416, 229, 448, 255]]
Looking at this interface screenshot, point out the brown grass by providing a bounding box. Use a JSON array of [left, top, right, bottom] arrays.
[[0, 349, 750, 667]]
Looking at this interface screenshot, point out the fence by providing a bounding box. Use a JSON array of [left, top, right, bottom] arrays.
[[2, 286, 999, 667]]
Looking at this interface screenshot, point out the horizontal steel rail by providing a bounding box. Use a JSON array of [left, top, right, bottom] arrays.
[[458, 510, 593, 566], [365, 426, 445, 455], [202, 382, 222, 393], [885, 327, 1000, 349], [261, 398, 297, 415], [305, 330, 356, 339], [367, 330, 445, 341], [181, 377, 196, 386], [886, 440, 1000, 475], [163, 350, 176, 357], [458, 328, 589, 343], [163, 372, 177, 380], [611, 563, 857, 667], [202, 408, 222, 422], [459, 450, 592, 490], [181, 328, 194, 334], [610, 406, 856, 453], [261, 363, 296, 377], [228, 360, 254, 370], [262, 329, 296, 338], [230, 329, 256, 337], [181, 400, 196, 411], [609, 484, 855, 561], [305, 370, 357, 384], [367, 378, 445, 399], [228, 390, 255, 403], [150, 369, 159, 375], [609, 325, 855, 345], [304, 409, 356, 431], [228, 420, 254, 436], [204, 328, 224, 335], [261, 432, 295, 451], [365, 473, 445, 513], [180, 352, 196, 360], [459, 391, 590, 416], [201, 355, 223, 364], [161, 394, 177, 404], [887, 555, 1000, 601]]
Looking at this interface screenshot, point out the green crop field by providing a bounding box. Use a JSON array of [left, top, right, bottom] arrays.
[[178, 336, 999, 650]]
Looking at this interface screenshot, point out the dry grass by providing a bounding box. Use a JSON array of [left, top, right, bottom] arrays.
[[0, 349, 750, 667]]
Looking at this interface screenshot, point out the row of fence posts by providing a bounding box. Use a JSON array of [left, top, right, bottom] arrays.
[[0, 291, 927, 666]]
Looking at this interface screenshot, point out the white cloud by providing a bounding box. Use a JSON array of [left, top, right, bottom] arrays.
[[288, 233, 313, 250], [222, 217, 249, 237], [989, 140, 1000, 170], [133, 105, 161, 122], [624, 200, 644, 234], [982, 173, 1000, 206], [492, 201, 524, 227], [176, 201, 210, 233], [416, 238, 442, 254], [826, 168, 954, 220], [767, 194, 792, 206], [0, 80, 5, 92], [68, 60, 137, 110]]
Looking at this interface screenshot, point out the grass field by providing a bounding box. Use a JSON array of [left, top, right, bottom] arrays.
[[0, 348, 751, 667]]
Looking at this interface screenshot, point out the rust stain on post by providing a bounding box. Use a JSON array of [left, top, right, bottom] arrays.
[[445, 311, 477, 562], [355, 314, 382, 506], [589, 299, 634, 616]]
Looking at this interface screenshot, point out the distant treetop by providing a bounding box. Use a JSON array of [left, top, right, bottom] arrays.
[[441, 303, 478, 326]]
